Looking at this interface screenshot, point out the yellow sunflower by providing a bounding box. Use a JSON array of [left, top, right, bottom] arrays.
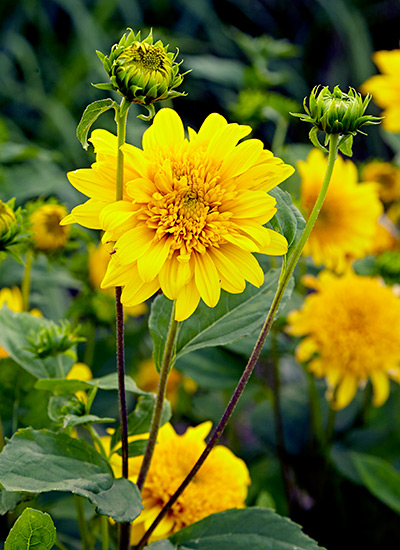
[[286, 270, 400, 410], [361, 160, 400, 204], [77, 108, 293, 321], [30, 204, 69, 251], [298, 149, 383, 272], [360, 47, 400, 133], [107, 421, 250, 544]]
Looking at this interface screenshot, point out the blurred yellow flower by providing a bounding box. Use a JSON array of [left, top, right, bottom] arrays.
[[368, 215, 398, 256], [361, 160, 400, 204], [66, 361, 93, 402], [360, 47, 400, 133], [0, 287, 41, 358], [30, 204, 69, 251], [298, 149, 382, 272], [92, 108, 293, 321], [88, 241, 147, 317], [287, 270, 400, 410], [108, 421, 250, 544], [135, 358, 196, 407]]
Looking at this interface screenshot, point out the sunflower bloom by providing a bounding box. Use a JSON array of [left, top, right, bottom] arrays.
[[286, 270, 400, 409], [361, 160, 400, 204], [80, 108, 293, 321], [108, 421, 250, 544], [298, 149, 382, 272], [360, 47, 400, 133], [30, 204, 69, 251]]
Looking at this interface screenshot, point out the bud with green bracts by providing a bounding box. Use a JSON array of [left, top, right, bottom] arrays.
[[95, 29, 188, 118], [291, 85, 381, 156]]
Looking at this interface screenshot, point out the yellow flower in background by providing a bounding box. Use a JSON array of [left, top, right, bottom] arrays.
[[30, 204, 69, 251], [88, 242, 147, 317], [0, 287, 42, 358], [368, 215, 398, 256], [108, 421, 250, 544], [135, 358, 196, 407], [360, 47, 400, 133], [95, 108, 293, 321], [286, 270, 400, 410], [361, 160, 400, 204], [66, 362, 93, 402], [298, 149, 383, 272]]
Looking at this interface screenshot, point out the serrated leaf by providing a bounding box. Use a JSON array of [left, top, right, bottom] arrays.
[[170, 507, 324, 550], [0, 308, 75, 379], [0, 428, 142, 522], [150, 269, 293, 371], [35, 373, 148, 395], [4, 508, 56, 550], [76, 99, 116, 150], [352, 452, 400, 514]]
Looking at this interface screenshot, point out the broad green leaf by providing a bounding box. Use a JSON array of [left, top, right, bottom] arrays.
[[111, 394, 171, 449], [35, 373, 148, 395], [0, 489, 23, 515], [148, 541, 176, 550], [47, 396, 115, 428], [4, 507, 56, 550], [0, 308, 75, 379], [269, 187, 305, 255], [89, 478, 143, 523], [76, 99, 116, 149], [170, 508, 324, 550], [352, 452, 400, 514], [150, 269, 293, 371], [0, 428, 142, 522], [116, 439, 148, 457], [61, 414, 116, 428]]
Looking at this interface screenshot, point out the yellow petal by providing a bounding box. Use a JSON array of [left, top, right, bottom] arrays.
[[99, 200, 135, 233], [194, 252, 221, 308], [175, 279, 200, 321], [121, 266, 159, 305], [89, 129, 118, 155], [121, 143, 149, 178], [67, 167, 115, 201], [332, 374, 358, 410], [219, 139, 264, 180], [126, 178, 155, 202], [224, 232, 259, 252], [370, 371, 390, 407], [100, 259, 135, 289], [61, 199, 105, 229], [220, 244, 264, 287], [115, 226, 154, 265], [208, 248, 246, 292], [225, 191, 276, 219], [137, 237, 172, 282], [152, 108, 185, 150], [207, 123, 252, 162], [195, 113, 227, 145], [159, 255, 191, 300], [260, 229, 288, 256]]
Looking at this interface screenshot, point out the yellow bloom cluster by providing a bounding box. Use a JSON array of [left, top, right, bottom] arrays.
[[107, 422, 250, 544], [287, 270, 400, 409], [63, 108, 294, 320], [298, 149, 383, 271], [360, 47, 400, 133]]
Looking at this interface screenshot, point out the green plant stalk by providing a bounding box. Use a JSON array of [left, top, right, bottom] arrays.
[[136, 306, 179, 491], [306, 369, 324, 448], [0, 414, 4, 452], [21, 248, 34, 311], [134, 134, 341, 550], [271, 116, 289, 156], [101, 515, 109, 550], [86, 424, 108, 459], [74, 495, 91, 550], [114, 97, 131, 550]]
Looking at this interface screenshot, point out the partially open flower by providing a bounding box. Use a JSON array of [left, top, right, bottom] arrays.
[[30, 204, 69, 252], [95, 29, 187, 117], [0, 201, 16, 238]]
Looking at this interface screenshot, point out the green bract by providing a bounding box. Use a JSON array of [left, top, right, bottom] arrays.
[[292, 85, 381, 156], [95, 29, 188, 118]]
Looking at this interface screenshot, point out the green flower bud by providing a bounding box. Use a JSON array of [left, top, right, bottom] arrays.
[[27, 320, 85, 359], [0, 200, 16, 238], [375, 250, 400, 286], [291, 85, 381, 156], [95, 29, 188, 118]]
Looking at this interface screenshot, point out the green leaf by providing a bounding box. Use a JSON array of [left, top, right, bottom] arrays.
[[148, 541, 176, 550], [35, 373, 148, 395], [150, 269, 293, 371], [269, 187, 305, 255], [338, 134, 353, 157], [76, 99, 116, 149], [0, 428, 142, 522], [116, 439, 148, 457], [0, 308, 75, 379], [4, 507, 56, 550], [0, 489, 24, 515], [170, 508, 324, 550], [352, 452, 400, 514], [47, 396, 115, 428], [111, 394, 171, 449]]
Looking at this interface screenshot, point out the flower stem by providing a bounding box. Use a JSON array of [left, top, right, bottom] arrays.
[[136, 305, 179, 491], [21, 248, 34, 311], [101, 515, 109, 550], [115, 96, 131, 550], [74, 495, 91, 550], [134, 135, 341, 550]]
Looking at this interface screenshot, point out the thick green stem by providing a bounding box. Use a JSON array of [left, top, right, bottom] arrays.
[[115, 97, 131, 550], [134, 136, 341, 550], [137, 306, 179, 491], [74, 495, 91, 550], [306, 369, 324, 448], [101, 515, 109, 550], [21, 248, 34, 311]]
